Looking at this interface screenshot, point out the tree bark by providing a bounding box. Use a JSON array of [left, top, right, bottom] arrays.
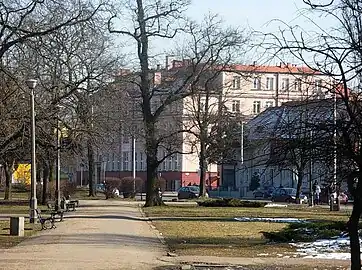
[[87, 139, 96, 197], [144, 124, 164, 207], [42, 162, 50, 205], [199, 139, 207, 197], [48, 162, 54, 200], [3, 161, 13, 200], [295, 169, 303, 203], [348, 196, 362, 270]]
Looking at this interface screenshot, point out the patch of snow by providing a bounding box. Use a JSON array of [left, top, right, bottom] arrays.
[[257, 253, 269, 256], [264, 203, 288, 208], [234, 217, 307, 223], [290, 236, 362, 260]]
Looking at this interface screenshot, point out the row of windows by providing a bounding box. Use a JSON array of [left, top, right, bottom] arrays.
[[230, 100, 273, 114], [99, 152, 181, 171], [232, 76, 324, 92]]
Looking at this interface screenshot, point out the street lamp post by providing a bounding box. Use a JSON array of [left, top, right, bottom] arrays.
[[55, 108, 61, 210], [26, 79, 38, 223]]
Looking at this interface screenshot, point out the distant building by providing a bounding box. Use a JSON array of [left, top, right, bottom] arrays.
[[74, 59, 332, 191]]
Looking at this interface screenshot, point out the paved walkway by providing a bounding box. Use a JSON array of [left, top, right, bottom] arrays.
[[0, 200, 169, 270]]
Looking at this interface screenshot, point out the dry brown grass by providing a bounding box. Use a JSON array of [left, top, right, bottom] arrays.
[[144, 205, 351, 222], [154, 220, 294, 257]]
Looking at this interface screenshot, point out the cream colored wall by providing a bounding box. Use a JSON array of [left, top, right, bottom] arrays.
[[222, 71, 330, 117]]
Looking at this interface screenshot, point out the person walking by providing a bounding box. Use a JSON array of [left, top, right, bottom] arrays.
[[314, 182, 321, 205]]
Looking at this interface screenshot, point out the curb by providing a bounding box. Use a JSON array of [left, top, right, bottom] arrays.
[[138, 204, 167, 246]]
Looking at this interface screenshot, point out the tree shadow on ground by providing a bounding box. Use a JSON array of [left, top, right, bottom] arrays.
[[19, 232, 163, 247]]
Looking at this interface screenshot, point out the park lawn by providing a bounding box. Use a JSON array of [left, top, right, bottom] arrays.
[[144, 205, 350, 221], [0, 220, 38, 248], [145, 205, 350, 257], [0, 191, 29, 201], [154, 220, 293, 257], [0, 204, 47, 215]]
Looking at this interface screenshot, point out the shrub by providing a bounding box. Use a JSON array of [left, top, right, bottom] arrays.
[[61, 181, 77, 198], [12, 183, 30, 192], [104, 178, 122, 199], [262, 221, 352, 243], [155, 177, 166, 192], [120, 177, 143, 198], [197, 198, 267, 207]]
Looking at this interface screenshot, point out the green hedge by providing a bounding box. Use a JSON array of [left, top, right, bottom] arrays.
[[197, 198, 268, 207]]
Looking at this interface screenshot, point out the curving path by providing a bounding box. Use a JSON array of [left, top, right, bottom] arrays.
[[0, 200, 168, 270]]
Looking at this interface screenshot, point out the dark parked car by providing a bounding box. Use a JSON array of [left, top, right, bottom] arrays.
[[253, 187, 275, 199], [271, 188, 307, 203], [177, 186, 200, 199]]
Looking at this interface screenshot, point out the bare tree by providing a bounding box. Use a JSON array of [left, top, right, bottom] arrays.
[[264, 0, 362, 267], [179, 15, 248, 197]]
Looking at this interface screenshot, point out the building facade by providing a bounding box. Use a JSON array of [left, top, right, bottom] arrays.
[[74, 60, 331, 191]]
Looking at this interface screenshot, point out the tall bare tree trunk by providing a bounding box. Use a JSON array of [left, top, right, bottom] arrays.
[[295, 169, 304, 202], [42, 162, 50, 205], [3, 160, 13, 200], [49, 162, 54, 200], [348, 196, 362, 270], [144, 126, 164, 207], [4, 162, 13, 200], [87, 139, 95, 197], [199, 139, 207, 197]]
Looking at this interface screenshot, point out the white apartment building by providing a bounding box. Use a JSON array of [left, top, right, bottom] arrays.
[[75, 61, 330, 191]]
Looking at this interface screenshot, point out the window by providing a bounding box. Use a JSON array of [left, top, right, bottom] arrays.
[[294, 78, 302, 91], [315, 79, 323, 91], [168, 156, 172, 171], [162, 151, 167, 171], [281, 78, 290, 91], [265, 101, 274, 108], [232, 76, 241, 89], [253, 101, 261, 114], [135, 152, 138, 170], [172, 155, 179, 171], [266, 77, 274, 90], [253, 77, 261, 89], [232, 100, 240, 112], [112, 153, 115, 171], [199, 101, 205, 112], [122, 152, 129, 171], [123, 136, 129, 144], [139, 152, 144, 171]]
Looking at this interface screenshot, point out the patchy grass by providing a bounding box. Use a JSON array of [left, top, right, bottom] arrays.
[[0, 204, 47, 215], [154, 220, 294, 257], [144, 205, 351, 222], [0, 191, 29, 201], [72, 188, 105, 200], [0, 220, 38, 248], [146, 205, 352, 258]]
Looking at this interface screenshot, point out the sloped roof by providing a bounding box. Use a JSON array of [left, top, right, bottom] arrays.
[[228, 64, 321, 75], [246, 99, 337, 141]]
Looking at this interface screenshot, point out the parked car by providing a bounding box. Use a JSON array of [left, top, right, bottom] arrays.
[[253, 189, 265, 198], [177, 186, 200, 199], [271, 188, 307, 203], [253, 186, 275, 199]]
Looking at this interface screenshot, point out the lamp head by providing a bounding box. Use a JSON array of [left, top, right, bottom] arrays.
[[25, 79, 37, 89]]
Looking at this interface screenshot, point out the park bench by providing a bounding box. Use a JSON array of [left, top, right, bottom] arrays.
[[47, 202, 64, 221], [35, 209, 56, 230], [60, 198, 76, 212]]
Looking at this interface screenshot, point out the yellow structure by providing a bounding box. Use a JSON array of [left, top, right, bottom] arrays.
[[13, 164, 31, 185]]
